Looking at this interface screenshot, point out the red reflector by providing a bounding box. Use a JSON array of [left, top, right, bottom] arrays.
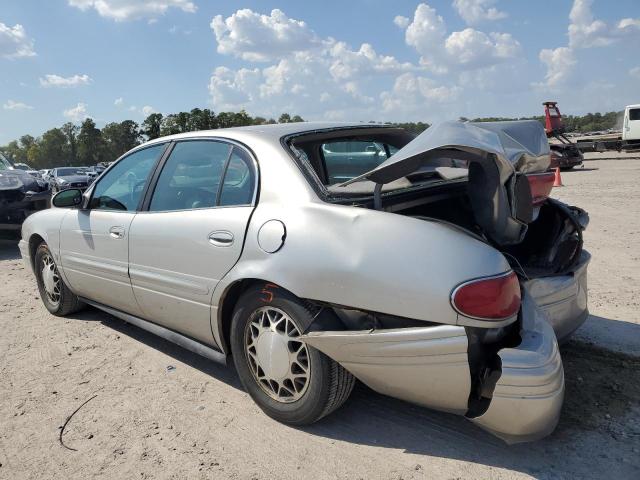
[[452, 271, 521, 320], [527, 172, 555, 206]]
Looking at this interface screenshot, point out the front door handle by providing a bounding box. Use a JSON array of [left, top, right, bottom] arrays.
[[109, 226, 125, 239], [208, 230, 234, 247]]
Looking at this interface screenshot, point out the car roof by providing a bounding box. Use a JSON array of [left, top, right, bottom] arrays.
[[143, 121, 394, 147]]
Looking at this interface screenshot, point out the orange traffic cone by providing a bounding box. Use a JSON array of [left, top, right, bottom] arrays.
[[553, 167, 563, 187]]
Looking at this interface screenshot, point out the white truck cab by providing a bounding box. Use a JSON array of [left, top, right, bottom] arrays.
[[622, 104, 640, 142]]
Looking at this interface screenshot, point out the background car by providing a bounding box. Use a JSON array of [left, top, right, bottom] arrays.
[[0, 152, 50, 231], [85, 165, 106, 183], [48, 167, 90, 193]]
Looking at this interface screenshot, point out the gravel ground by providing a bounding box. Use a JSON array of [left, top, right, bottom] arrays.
[[1, 157, 639, 479]]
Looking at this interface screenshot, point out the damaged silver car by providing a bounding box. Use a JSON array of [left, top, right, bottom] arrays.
[[19, 120, 589, 443]]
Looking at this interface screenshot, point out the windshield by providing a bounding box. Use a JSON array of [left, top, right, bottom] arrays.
[[0, 153, 13, 171], [57, 168, 86, 176]]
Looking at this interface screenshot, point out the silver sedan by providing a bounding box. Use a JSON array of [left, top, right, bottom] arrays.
[[19, 121, 589, 443]]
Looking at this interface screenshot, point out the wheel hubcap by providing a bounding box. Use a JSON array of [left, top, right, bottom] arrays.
[[41, 253, 61, 306], [245, 306, 310, 403]]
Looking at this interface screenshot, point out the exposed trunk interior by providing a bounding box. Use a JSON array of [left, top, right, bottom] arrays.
[[378, 181, 587, 279]]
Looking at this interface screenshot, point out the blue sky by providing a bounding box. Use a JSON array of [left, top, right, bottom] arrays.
[[1, 0, 639, 144]]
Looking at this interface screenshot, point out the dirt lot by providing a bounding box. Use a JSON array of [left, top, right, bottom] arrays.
[[1, 157, 639, 479]]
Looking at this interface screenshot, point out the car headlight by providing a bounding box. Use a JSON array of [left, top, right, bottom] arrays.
[[0, 174, 24, 190]]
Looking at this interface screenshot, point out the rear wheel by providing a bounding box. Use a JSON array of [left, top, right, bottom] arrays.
[[34, 242, 84, 316], [230, 284, 355, 425]]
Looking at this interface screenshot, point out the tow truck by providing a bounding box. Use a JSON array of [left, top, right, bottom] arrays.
[[545, 101, 640, 154]]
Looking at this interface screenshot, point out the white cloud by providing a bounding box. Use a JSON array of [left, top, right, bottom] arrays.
[[63, 103, 90, 121], [537, 47, 576, 88], [618, 18, 640, 31], [207, 6, 525, 122], [211, 9, 320, 62], [114, 97, 124, 106], [630, 67, 640, 80], [0, 22, 36, 59], [569, 0, 640, 48], [381, 72, 460, 115], [141, 105, 155, 116], [39, 74, 92, 88], [402, 3, 520, 72], [208, 8, 432, 120], [68, 0, 196, 22], [3, 99, 34, 110], [536, 0, 640, 89], [394, 16, 410, 29], [452, 0, 507, 26]]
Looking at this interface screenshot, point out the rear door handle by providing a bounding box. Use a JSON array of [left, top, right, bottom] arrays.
[[109, 226, 125, 239], [208, 230, 234, 247]]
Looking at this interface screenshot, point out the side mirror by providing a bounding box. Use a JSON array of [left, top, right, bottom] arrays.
[[52, 188, 83, 208]]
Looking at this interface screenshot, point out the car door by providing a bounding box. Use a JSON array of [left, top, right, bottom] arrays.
[[128, 140, 257, 345], [59, 143, 167, 315]]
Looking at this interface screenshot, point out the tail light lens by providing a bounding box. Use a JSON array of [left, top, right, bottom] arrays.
[[527, 172, 555, 206], [452, 271, 521, 320]]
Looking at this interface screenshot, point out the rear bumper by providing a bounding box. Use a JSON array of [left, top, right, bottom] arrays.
[[470, 290, 564, 443], [525, 250, 590, 342], [302, 291, 564, 443]]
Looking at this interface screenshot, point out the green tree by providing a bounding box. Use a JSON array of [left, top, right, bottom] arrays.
[[61, 123, 79, 165], [278, 113, 292, 123], [142, 113, 163, 140], [102, 120, 141, 161], [36, 128, 68, 168], [77, 118, 104, 165]]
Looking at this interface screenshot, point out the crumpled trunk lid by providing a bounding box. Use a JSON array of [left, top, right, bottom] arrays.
[[346, 120, 551, 246]]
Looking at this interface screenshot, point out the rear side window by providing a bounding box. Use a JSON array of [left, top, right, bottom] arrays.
[[629, 108, 640, 121], [149, 140, 231, 212], [90, 144, 165, 211], [321, 140, 392, 185], [219, 148, 255, 206]]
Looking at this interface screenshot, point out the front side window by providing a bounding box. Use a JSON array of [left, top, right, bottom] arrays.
[[149, 140, 231, 211], [629, 108, 640, 121], [90, 143, 165, 211], [321, 140, 392, 185]]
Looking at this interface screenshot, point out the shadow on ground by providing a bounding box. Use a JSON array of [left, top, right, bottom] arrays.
[[71, 303, 640, 479], [4, 236, 639, 477]]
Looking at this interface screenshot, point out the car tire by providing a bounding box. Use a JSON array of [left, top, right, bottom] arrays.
[[230, 283, 355, 425], [34, 242, 85, 316]]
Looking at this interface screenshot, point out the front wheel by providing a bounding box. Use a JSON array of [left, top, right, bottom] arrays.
[[34, 242, 84, 316], [230, 284, 355, 425]]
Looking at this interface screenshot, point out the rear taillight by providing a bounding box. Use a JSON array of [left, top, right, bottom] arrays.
[[527, 172, 555, 206], [451, 271, 521, 320]]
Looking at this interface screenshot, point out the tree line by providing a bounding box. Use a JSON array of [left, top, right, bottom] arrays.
[[1, 110, 304, 169], [463, 111, 623, 134], [1, 108, 623, 169]]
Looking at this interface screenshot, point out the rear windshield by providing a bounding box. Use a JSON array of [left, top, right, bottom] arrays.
[[321, 140, 399, 185], [287, 127, 469, 198], [629, 108, 640, 121]]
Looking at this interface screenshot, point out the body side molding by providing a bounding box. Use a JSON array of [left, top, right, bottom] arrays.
[[81, 298, 227, 365]]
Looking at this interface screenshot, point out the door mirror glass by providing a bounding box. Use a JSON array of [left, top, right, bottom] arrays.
[[52, 188, 83, 208]]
